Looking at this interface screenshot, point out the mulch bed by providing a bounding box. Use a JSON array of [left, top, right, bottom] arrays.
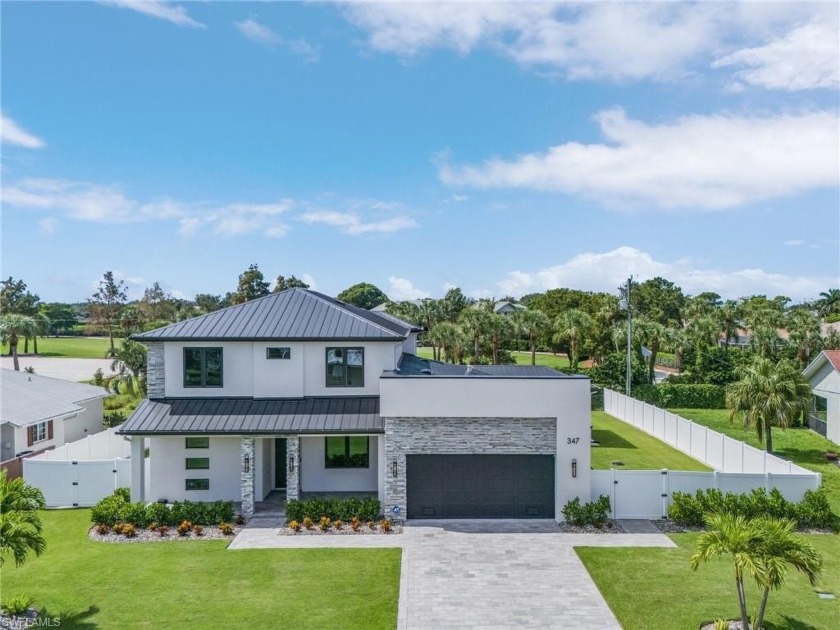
[[279, 524, 403, 536], [699, 620, 745, 630], [88, 524, 241, 543], [653, 519, 837, 535], [557, 521, 626, 534], [1, 609, 39, 630]]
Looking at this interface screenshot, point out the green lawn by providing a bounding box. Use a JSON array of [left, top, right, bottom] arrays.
[[2, 509, 401, 630], [2, 336, 113, 358], [591, 411, 710, 471], [671, 408, 840, 513], [415, 347, 571, 370], [578, 532, 839, 630]]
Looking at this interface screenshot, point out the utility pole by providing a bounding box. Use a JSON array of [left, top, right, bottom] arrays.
[[619, 277, 633, 396]]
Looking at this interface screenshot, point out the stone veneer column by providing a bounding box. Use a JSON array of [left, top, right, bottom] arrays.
[[145, 342, 165, 399], [241, 437, 255, 518], [384, 421, 407, 519], [285, 436, 301, 501]]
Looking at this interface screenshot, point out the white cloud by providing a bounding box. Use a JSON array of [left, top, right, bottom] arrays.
[[301, 273, 317, 289], [300, 210, 419, 235], [439, 108, 839, 210], [713, 20, 839, 91], [388, 276, 430, 301], [1, 113, 45, 149], [38, 217, 57, 235], [451, 194, 468, 202], [496, 246, 836, 302], [784, 239, 804, 247], [234, 17, 319, 61], [100, 1, 205, 29]]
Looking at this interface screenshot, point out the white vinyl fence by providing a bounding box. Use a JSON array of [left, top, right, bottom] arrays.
[[23, 426, 134, 507], [597, 389, 821, 519]]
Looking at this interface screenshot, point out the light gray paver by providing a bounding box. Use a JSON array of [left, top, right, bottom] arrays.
[[229, 519, 675, 629], [0, 357, 113, 382]]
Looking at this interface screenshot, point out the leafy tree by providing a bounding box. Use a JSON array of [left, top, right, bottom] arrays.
[[89, 271, 128, 356], [439, 287, 470, 323], [119, 305, 144, 336], [512, 310, 550, 365], [386, 301, 422, 327], [726, 357, 811, 453], [109, 339, 148, 397], [628, 277, 685, 327], [814, 288, 840, 319], [416, 299, 442, 332], [231, 264, 270, 304], [0, 314, 36, 370], [39, 303, 77, 335], [0, 277, 39, 316], [634, 317, 667, 382], [31, 312, 50, 355], [683, 346, 742, 385], [554, 309, 593, 371], [0, 470, 47, 567], [589, 352, 648, 390], [336, 283, 388, 310], [139, 282, 176, 323], [428, 322, 464, 363], [194, 293, 226, 313], [272, 275, 310, 292], [823, 327, 840, 350], [459, 308, 492, 363], [719, 299, 741, 348]]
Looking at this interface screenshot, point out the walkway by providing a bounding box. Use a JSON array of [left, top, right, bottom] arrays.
[[229, 519, 676, 629]]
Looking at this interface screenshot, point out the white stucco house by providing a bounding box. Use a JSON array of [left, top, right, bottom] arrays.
[[803, 349, 840, 445], [1, 369, 107, 463], [121, 289, 591, 520]]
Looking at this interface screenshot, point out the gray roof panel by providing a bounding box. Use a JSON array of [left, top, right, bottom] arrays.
[[390, 353, 583, 379], [1, 369, 108, 427]]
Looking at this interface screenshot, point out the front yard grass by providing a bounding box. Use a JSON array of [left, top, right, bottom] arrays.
[[415, 347, 571, 370], [2, 336, 112, 358], [577, 532, 839, 630], [671, 408, 840, 513], [591, 411, 710, 471], [2, 509, 401, 630]]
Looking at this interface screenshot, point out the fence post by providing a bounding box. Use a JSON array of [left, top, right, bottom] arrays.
[[661, 469, 669, 519], [713, 470, 719, 491]]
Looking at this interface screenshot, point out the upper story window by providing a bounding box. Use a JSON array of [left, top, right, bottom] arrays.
[[266, 347, 291, 360], [184, 348, 223, 388], [326, 347, 364, 388]]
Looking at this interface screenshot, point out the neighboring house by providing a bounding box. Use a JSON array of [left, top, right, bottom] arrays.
[[494, 301, 527, 316], [121, 288, 591, 520], [0, 369, 107, 462], [802, 350, 840, 444]]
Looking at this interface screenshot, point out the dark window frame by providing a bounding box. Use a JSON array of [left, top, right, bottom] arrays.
[[266, 347, 291, 360], [185, 478, 210, 491], [324, 436, 370, 469], [185, 437, 210, 449], [325, 347, 365, 388], [185, 457, 210, 470], [183, 347, 224, 388]]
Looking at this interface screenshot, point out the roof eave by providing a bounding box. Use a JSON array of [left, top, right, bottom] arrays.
[[132, 335, 407, 342]]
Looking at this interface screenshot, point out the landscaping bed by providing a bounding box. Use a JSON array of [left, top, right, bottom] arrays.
[[557, 521, 626, 534], [89, 522, 240, 543], [281, 518, 402, 536]]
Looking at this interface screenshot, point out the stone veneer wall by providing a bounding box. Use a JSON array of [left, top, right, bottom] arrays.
[[383, 417, 556, 518], [146, 341, 165, 399], [286, 436, 301, 501], [241, 437, 255, 518]]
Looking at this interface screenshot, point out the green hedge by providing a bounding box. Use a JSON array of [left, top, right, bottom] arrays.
[[91, 490, 234, 527], [633, 383, 726, 409], [667, 487, 835, 530], [561, 495, 611, 526], [284, 497, 381, 523]]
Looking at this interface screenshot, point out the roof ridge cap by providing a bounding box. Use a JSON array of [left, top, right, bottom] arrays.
[[305, 291, 403, 338]]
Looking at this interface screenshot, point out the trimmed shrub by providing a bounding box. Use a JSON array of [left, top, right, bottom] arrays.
[[90, 490, 234, 528], [284, 497, 381, 523], [633, 384, 726, 409], [561, 495, 611, 527]]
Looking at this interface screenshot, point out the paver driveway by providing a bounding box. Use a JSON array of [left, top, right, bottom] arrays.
[[231, 519, 676, 629]]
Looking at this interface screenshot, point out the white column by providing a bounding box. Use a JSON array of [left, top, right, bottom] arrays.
[[130, 436, 145, 502]]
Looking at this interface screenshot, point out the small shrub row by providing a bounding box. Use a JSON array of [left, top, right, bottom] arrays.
[[284, 497, 381, 523], [633, 383, 726, 409], [91, 489, 234, 527], [290, 517, 393, 533], [561, 495, 611, 527], [667, 487, 835, 529]]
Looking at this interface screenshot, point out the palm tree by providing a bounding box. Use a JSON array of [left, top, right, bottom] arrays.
[[485, 314, 513, 365], [554, 309, 593, 371], [109, 339, 148, 397], [459, 309, 492, 363], [31, 312, 50, 355], [0, 314, 36, 371], [513, 310, 550, 365], [726, 357, 811, 453], [814, 288, 840, 319], [634, 318, 667, 383], [786, 309, 822, 367], [0, 470, 47, 567], [719, 300, 741, 348], [428, 322, 462, 363]]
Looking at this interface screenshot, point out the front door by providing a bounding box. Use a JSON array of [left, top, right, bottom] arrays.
[[274, 438, 287, 489]]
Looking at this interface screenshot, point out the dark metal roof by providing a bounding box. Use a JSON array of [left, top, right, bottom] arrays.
[[119, 396, 382, 435], [133, 289, 410, 341], [389, 353, 582, 378]]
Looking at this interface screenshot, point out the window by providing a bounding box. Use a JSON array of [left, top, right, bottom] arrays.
[[325, 347, 364, 388], [325, 436, 369, 468], [186, 457, 210, 470], [266, 347, 291, 360], [185, 437, 210, 449], [32, 422, 48, 443], [812, 395, 828, 422], [186, 479, 210, 491], [184, 348, 223, 388]]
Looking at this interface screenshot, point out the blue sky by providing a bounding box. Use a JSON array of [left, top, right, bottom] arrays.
[[2, 1, 838, 304]]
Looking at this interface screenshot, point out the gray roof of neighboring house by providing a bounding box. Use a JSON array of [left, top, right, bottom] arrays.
[[119, 396, 383, 435], [133, 288, 411, 342], [388, 353, 580, 379], [1, 369, 107, 427], [494, 301, 526, 313]]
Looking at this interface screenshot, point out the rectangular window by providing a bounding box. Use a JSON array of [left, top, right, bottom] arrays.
[[32, 422, 48, 443], [184, 347, 223, 388], [812, 395, 828, 422], [266, 347, 291, 360], [186, 457, 210, 470], [185, 479, 210, 491], [185, 437, 210, 449], [324, 436, 370, 468], [325, 347, 364, 388]]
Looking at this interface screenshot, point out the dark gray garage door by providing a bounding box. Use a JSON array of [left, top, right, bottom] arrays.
[[406, 454, 555, 519]]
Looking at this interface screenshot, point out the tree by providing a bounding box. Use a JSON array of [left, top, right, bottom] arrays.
[[634, 318, 667, 383], [554, 309, 593, 371], [109, 339, 148, 397], [513, 310, 550, 365], [139, 282, 176, 323], [194, 293, 226, 313], [31, 312, 50, 355], [814, 289, 840, 319], [439, 287, 470, 323], [0, 314, 36, 370], [89, 271, 128, 356], [589, 352, 649, 389], [786, 309, 822, 367], [40, 302, 77, 336], [428, 322, 464, 363], [630, 277, 685, 327], [0, 277, 39, 317], [726, 357, 811, 453], [0, 470, 47, 568], [459, 308, 492, 363], [272, 275, 310, 292], [231, 264, 270, 304], [719, 299, 741, 348], [337, 283, 388, 310], [486, 314, 513, 364]]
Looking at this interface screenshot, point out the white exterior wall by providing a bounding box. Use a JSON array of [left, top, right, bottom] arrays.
[[13, 417, 65, 455], [62, 399, 104, 444], [809, 362, 840, 444], [402, 333, 417, 356], [302, 343, 398, 397], [148, 436, 241, 502], [299, 435, 380, 492]]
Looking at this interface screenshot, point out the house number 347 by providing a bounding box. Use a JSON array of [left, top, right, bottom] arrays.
[[566, 437, 580, 444]]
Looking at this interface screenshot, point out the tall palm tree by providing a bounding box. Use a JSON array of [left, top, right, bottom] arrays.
[[512, 310, 550, 366], [554, 309, 593, 371], [459, 309, 492, 363], [0, 470, 47, 567], [726, 357, 811, 453], [109, 339, 148, 397], [634, 317, 667, 383], [428, 322, 462, 363], [0, 314, 36, 371], [31, 312, 50, 355], [486, 314, 513, 365], [814, 288, 840, 319], [719, 300, 741, 348], [786, 308, 822, 367]]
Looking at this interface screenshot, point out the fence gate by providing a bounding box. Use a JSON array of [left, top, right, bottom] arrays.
[[24, 459, 122, 507]]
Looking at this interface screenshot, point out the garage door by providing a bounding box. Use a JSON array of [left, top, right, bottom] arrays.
[[406, 454, 555, 519]]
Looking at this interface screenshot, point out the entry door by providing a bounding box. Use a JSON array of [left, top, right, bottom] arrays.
[[274, 438, 287, 489]]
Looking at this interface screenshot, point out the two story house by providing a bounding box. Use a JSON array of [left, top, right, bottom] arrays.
[[120, 289, 591, 521]]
